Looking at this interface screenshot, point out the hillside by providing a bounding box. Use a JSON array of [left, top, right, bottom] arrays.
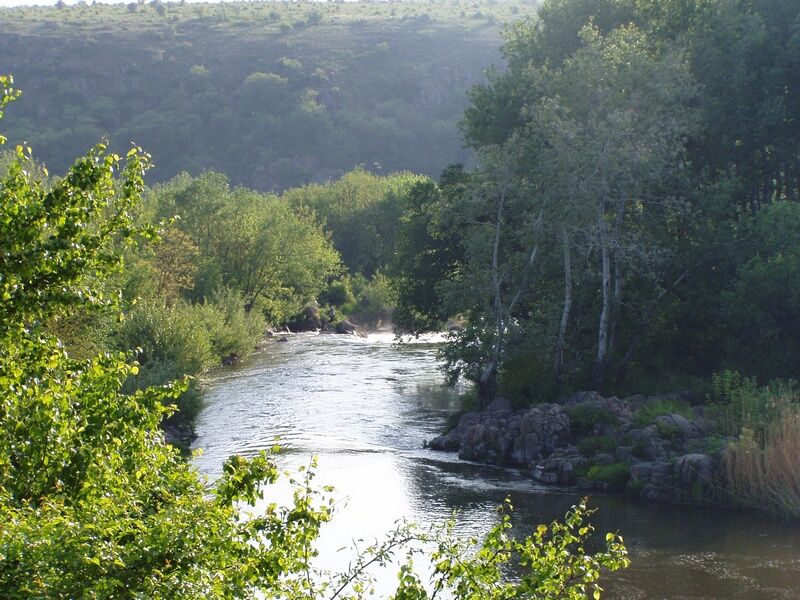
[[0, 0, 538, 190]]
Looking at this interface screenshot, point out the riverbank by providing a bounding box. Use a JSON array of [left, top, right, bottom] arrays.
[[429, 392, 729, 507], [192, 332, 800, 599]]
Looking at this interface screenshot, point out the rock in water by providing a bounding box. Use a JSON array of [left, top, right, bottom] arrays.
[[511, 404, 570, 467]]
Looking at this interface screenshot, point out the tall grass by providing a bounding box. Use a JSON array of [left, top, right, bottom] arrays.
[[723, 407, 800, 518], [715, 372, 800, 517]]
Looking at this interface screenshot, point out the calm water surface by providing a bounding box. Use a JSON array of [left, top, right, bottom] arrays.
[[193, 332, 800, 599]]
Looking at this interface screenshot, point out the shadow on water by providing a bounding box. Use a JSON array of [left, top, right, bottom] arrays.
[[193, 332, 800, 599]]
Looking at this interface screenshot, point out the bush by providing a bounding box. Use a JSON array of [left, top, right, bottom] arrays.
[[197, 288, 265, 360], [632, 397, 693, 427], [566, 403, 619, 435], [711, 370, 798, 435], [349, 272, 396, 327], [588, 463, 631, 491], [714, 374, 800, 517], [118, 300, 216, 380], [319, 278, 355, 309], [625, 478, 646, 497]]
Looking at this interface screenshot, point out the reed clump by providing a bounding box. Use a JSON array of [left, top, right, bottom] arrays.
[[717, 375, 800, 518]]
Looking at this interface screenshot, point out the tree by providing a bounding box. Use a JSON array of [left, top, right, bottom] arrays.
[[148, 173, 341, 323], [0, 74, 629, 599], [0, 76, 333, 598], [392, 164, 470, 335], [456, 21, 694, 394]]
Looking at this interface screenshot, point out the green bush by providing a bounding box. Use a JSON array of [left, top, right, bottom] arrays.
[[349, 272, 396, 327], [118, 300, 217, 379], [711, 370, 799, 435], [625, 478, 646, 497], [319, 278, 355, 309], [632, 397, 693, 427], [588, 463, 631, 491], [566, 403, 619, 435], [197, 288, 265, 360]]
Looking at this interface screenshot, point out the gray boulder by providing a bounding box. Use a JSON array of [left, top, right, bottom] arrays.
[[459, 422, 515, 464], [511, 404, 570, 467], [674, 453, 717, 502], [334, 320, 358, 334], [428, 411, 480, 451], [654, 413, 703, 440]]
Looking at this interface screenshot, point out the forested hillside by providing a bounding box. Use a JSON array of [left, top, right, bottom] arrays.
[[0, 0, 537, 190]]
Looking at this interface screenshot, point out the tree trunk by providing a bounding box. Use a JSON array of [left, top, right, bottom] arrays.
[[608, 253, 622, 355], [608, 189, 626, 355], [479, 180, 507, 410], [554, 228, 572, 385], [478, 358, 498, 409], [594, 207, 611, 392]]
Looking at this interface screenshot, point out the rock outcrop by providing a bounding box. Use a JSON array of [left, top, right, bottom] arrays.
[[429, 391, 726, 507]]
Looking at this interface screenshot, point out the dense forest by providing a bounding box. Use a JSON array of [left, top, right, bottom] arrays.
[[394, 0, 800, 398], [2, 0, 800, 595], [0, 0, 536, 190]]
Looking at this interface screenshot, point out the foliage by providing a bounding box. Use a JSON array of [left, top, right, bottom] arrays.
[[710, 370, 799, 437], [0, 336, 334, 598], [0, 140, 153, 337], [709, 374, 800, 516], [0, 2, 536, 192], [632, 398, 693, 428], [320, 278, 356, 310], [148, 172, 341, 324], [392, 165, 471, 335], [0, 74, 629, 597], [116, 295, 265, 419], [283, 168, 427, 277], [391, 0, 800, 403], [566, 404, 619, 435], [625, 477, 645, 497], [0, 89, 331, 596], [587, 464, 631, 491], [348, 272, 397, 327], [379, 499, 629, 600]]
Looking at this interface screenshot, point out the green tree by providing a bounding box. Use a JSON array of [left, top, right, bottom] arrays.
[[445, 20, 695, 397], [0, 73, 629, 600], [0, 77, 333, 598]]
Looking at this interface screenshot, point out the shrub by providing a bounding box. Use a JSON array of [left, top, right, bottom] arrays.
[[588, 463, 631, 491], [118, 300, 216, 380], [632, 397, 693, 427], [349, 272, 396, 327], [198, 288, 265, 360], [566, 403, 619, 435], [319, 278, 355, 309], [711, 370, 798, 435]]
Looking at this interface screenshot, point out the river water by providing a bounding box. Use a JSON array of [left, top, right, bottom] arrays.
[[193, 332, 800, 599]]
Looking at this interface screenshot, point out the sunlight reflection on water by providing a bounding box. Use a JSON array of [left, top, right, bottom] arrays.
[[193, 332, 800, 599]]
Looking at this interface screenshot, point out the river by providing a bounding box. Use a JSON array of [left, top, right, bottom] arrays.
[[193, 332, 800, 599]]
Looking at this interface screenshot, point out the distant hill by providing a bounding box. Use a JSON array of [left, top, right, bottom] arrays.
[[0, 0, 538, 191]]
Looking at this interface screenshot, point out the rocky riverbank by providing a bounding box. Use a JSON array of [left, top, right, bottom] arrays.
[[429, 392, 728, 506]]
